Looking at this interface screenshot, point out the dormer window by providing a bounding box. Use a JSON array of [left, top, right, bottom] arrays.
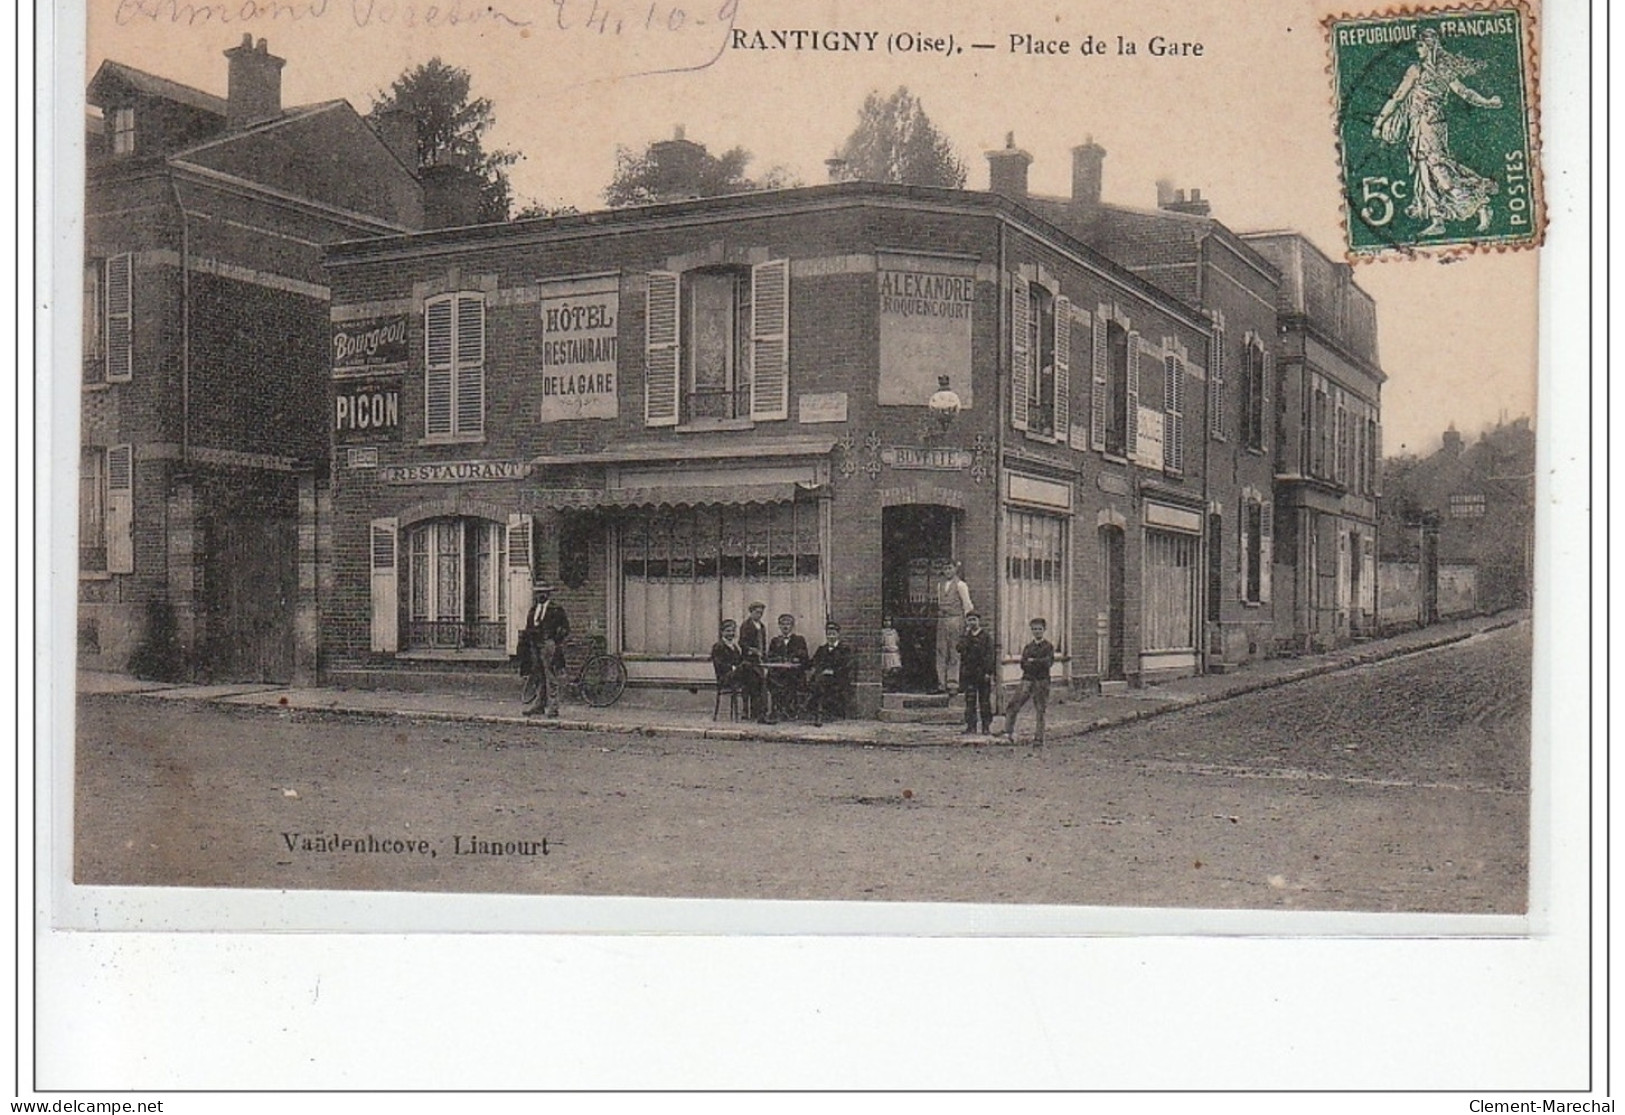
[[110, 107, 135, 156]]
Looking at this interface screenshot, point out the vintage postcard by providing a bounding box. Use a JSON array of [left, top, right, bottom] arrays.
[[37, 0, 1590, 1089]]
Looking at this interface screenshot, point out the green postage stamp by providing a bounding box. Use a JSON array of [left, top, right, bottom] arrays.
[[1327, 4, 1542, 256]]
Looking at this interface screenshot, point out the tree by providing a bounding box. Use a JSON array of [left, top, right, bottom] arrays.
[[368, 58, 518, 223], [603, 128, 796, 208], [835, 87, 966, 188]]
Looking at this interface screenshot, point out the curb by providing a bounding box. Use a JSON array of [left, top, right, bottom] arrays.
[[91, 616, 1522, 748]]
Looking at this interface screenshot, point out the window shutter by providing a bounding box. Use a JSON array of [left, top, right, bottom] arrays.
[[750, 259, 790, 421], [83, 262, 103, 363], [370, 517, 399, 653], [1010, 275, 1030, 431], [1373, 422, 1383, 495], [645, 271, 680, 427], [1125, 331, 1141, 459], [106, 444, 134, 574], [455, 293, 485, 437], [1259, 499, 1274, 604], [1090, 307, 1107, 451], [1209, 328, 1225, 439], [1053, 296, 1071, 444], [1237, 493, 1248, 602], [105, 254, 133, 383], [1163, 354, 1184, 474], [424, 296, 454, 437], [1260, 351, 1272, 455], [506, 513, 533, 656]]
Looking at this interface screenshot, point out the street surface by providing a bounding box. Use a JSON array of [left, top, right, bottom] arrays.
[[73, 621, 1531, 912]]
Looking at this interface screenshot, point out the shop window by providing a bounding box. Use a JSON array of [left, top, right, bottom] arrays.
[[619, 502, 820, 658], [645, 260, 789, 428], [111, 107, 135, 156], [1143, 528, 1198, 652], [424, 292, 485, 440], [1002, 510, 1065, 663], [403, 517, 506, 650]]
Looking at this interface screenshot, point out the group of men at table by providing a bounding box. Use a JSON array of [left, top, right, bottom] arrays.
[[710, 603, 852, 726]]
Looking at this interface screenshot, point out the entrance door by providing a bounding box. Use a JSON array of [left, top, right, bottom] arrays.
[[204, 514, 297, 682], [881, 505, 956, 691], [1100, 525, 1126, 680]]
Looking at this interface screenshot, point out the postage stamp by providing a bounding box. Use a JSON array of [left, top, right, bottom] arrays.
[[1326, 3, 1542, 256]]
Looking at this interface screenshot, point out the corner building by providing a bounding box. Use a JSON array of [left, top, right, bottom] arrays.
[[321, 183, 1213, 714]]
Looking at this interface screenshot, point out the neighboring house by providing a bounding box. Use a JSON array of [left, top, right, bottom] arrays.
[[1242, 232, 1385, 651], [1005, 137, 1287, 671], [81, 36, 423, 681], [319, 179, 1216, 714], [1380, 418, 1535, 619]]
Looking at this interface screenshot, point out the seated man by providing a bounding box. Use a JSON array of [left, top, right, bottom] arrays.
[[805, 621, 855, 726], [765, 612, 811, 720], [710, 619, 764, 716]]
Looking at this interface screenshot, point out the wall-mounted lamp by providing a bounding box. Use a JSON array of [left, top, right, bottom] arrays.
[[924, 375, 962, 441]]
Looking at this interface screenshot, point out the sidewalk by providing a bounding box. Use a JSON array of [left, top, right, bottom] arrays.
[[78, 611, 1527, 748]]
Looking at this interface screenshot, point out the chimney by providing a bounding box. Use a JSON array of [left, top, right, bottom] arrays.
[[646, 125, 709, 201], [985, 132, 1032, 200], [420, 164, 486, 229], [1158, 182, 1213, 216], [825, 156, 849, 183], [224, 35, 285, 129], [373, 107, 418, 170], [1441, 424, 1464, 457], [1071, 137, 1105, 207]]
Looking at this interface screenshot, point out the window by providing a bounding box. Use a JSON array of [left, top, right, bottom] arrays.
[[1274, 359, 1290, 473], [424, 292, 485, 439], [1162, 352, 1185, 474], [402, 517, 507, 650], [1207, 513, 1223, 623], [83, 261, 104, 384], [1368, 418, 1381, 495], [80, 445, 132, 574], [1012, 278, 1069, 440], [1002, 510, 1066, 666], [1238, 494, 1272, 605], [645, 261, 789, 427], [1242, 339, 1266, 451], [110, 107, 135, 156], [1311, 385, 1329, 477], [1100, 321, 1131, 457], [619, 502, 821, 657]]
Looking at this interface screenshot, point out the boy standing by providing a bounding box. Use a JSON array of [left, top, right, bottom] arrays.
[[955, 611, 997, 735], [1001, 618, 1055, 745]]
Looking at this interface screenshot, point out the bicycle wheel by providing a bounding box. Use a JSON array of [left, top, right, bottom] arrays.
[[579, 653, 628, 707], [520, 672, 543, 710]]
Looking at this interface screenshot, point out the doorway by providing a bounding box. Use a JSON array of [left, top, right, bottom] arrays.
[[1100, 525, 1126, 680], [881, 504, 957, 691]]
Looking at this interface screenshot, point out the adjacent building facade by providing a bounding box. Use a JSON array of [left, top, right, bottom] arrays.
[[318, 182, 1219, 712], [1243, 231, 1384, 651], [80, 37, 422, 680], [997, 136, 1292, 668]]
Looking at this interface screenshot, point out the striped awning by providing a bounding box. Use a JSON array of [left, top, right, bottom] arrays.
[[539, 482, 827, 511]]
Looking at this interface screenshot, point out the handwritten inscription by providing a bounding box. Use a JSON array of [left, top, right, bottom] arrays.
[[116, 0, 532, 29]]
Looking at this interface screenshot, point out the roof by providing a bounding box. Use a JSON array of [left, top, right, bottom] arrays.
[[86, 60, 227, 117], [327, 180, 1214, 333], [168, 100, 347, 159]]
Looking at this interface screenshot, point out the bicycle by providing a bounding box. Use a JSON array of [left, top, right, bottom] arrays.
[[522, 635, 628, 709]]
